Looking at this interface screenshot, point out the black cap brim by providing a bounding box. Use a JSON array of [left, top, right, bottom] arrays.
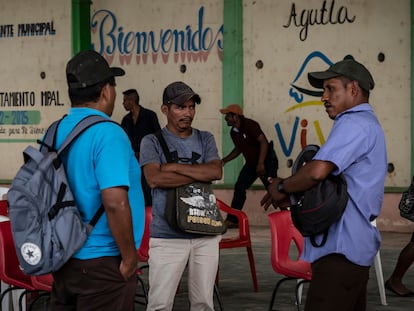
[[308, 71, 340, 89], [111, 67, 125, 77], [170, 93, 201, 106]]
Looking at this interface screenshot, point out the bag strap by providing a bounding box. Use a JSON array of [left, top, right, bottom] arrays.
[[89, 206, 105, 226], [310, 231, 328, 248], [57, 115, 114, 155], [39, 119, 61, 153], [39, 115, 114, 155], [154, 130, 174, 163], [41, 115, 115, 227]]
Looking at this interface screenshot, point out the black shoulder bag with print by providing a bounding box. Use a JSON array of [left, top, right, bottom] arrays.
[[154, 131, 226, 235]]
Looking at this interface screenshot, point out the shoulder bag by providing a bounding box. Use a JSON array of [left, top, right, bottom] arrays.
[[154, 131, 226, 235], [399, 177, 414, 222]]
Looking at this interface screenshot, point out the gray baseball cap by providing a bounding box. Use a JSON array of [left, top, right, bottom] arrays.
[[162, 81, 201, 105]]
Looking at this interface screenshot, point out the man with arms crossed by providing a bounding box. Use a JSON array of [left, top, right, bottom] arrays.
[[140, 81, 222, 311]]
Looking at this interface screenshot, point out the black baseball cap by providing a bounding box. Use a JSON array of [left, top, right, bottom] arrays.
[[66, 50, 125, 89], [308, 56, 375, 92], [162, 81, 201, 105]]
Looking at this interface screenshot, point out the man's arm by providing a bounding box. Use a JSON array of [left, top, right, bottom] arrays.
[[261, 160, 336, 210], [163, 159, 222, 182], [222, 147, 241, 165], [101, 187, 137, 280], [143, 159, 222, 189], [256, 133, 269, 177]]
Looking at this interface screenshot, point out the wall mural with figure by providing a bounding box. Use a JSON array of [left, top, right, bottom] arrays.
[[243, 0, 410, 186], [275, 51, 332, 156]]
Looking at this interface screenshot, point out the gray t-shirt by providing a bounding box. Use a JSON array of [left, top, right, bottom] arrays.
[[140, 127, 220, 238]]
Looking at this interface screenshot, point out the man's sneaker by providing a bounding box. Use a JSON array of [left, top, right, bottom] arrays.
[[225, 219, 239, 229]]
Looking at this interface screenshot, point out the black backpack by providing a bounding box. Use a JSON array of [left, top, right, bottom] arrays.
[[289, 145, 348, 247]]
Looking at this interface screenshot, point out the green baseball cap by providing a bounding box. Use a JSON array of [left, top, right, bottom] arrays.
[[308, 56, 375, 92]]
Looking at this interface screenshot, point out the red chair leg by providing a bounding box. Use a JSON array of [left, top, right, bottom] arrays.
[[247, 245, 259, 292]]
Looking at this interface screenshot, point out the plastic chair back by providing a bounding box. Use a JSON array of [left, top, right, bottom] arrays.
[[31, 274, 53, 292], [268, 210, 312, 280], [137, 206, 152, 263], [0, 200, 8, 217], [216, 198, 258, 292], [216, 199, 250, 245], [136, 206, 152, 306], [0, 221, 34, 289]]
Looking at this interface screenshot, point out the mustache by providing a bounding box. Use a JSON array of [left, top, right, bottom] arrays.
[[179, 117, 193, 122]]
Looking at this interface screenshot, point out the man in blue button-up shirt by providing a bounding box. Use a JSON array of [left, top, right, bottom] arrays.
[[262, 56, 387, 311]]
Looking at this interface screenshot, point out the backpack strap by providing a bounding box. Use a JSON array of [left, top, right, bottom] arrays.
[[39, 119, 62, 153], [89, 205, 105, 226], [43, 115, 116, 227], [39, 115, 114, 154], [57, 115, 114, 155]]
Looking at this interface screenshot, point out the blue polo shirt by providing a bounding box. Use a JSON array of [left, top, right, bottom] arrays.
[[302, 103, 387, 267], [55, 108, 145, 259]]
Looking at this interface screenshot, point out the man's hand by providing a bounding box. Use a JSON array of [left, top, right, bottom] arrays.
[[261, 177, 290, 211], [256, 162, 266, 178], [119, 257, 137, 280], [260, 191, 274, 211]]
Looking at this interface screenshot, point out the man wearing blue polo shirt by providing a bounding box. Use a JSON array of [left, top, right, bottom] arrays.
[[50, 50, 145, 310], [262, 56, 387, 311]]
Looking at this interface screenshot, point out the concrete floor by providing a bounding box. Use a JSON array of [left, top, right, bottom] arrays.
[[134, 227, 414, 311], [28, 225, 414, 311]]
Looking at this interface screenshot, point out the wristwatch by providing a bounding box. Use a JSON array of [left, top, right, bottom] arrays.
[[277, 180, 287, 194]]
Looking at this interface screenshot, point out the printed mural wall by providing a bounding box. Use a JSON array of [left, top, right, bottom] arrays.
[[244, 0, 410, 187], [0, 0, 411, 189], [0, 1, 71, 180], [90, 0, 224, 144], [91, 0, 411, 187]]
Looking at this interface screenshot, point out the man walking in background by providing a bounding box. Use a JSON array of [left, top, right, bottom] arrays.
[[220, 104, 278, 228]]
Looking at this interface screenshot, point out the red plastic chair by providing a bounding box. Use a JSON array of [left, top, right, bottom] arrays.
[[268, 210, 312, 311], [0, 199, 8, 217], [0, 221, 36, 310], [28, 274, 54, 310], [137, 206, 152, 265], [136, 206, 152, 306], [30, 274, 53, 292], [216, 198, 258, 292]]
